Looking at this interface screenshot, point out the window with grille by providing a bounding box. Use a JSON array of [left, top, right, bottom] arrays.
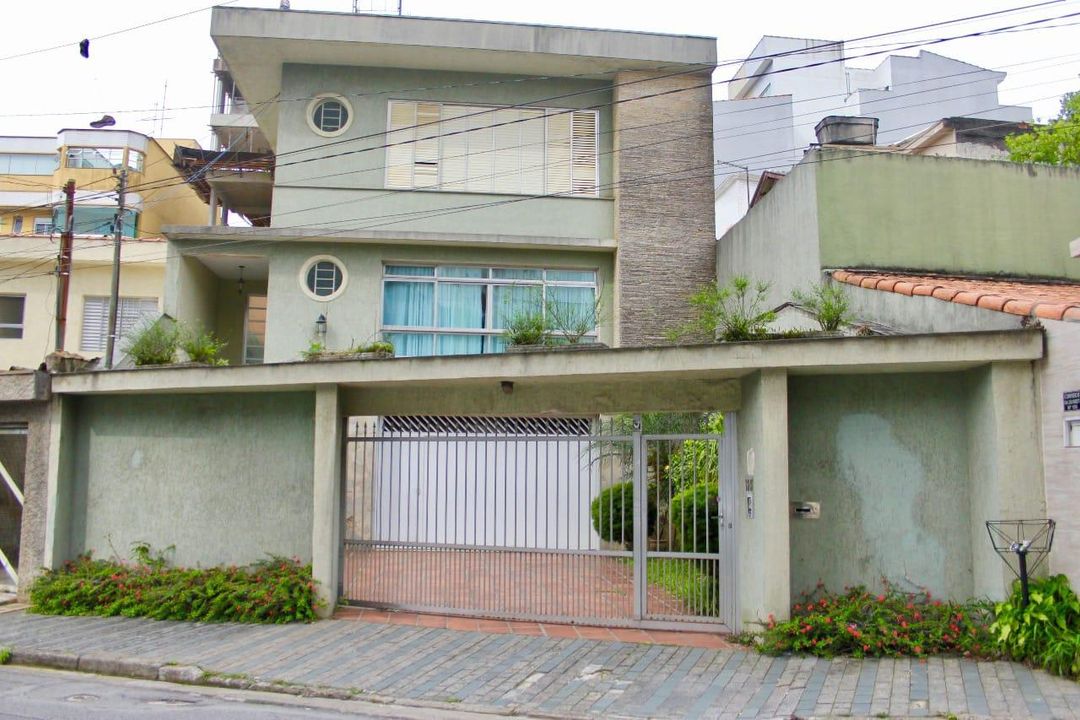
[[80, 296, 159, 352], [385, 100, 599, 197]]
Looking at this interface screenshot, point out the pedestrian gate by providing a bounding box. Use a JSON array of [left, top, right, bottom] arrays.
[[340, 415, 738, 630]]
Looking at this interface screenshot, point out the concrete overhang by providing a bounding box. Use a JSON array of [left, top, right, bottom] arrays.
[[162, 224, 617, 252], [211, 6, 717, 149], [50, 329, 1043, 415]]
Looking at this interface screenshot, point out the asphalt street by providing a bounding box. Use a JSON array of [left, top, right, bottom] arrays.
[[0, 666, 511, 720]]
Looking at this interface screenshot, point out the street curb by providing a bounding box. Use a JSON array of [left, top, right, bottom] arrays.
[[2, 646, 591, 719]]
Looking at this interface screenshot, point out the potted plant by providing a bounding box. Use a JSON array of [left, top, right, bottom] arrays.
[[667, 275, 776, 343], [300, 340, 394, 362]]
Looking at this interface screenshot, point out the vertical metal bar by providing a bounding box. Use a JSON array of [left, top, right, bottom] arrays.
[[632, 415, 644, 620]]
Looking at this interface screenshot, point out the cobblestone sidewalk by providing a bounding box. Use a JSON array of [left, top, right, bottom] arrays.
[[2, 611, 1079, 719]]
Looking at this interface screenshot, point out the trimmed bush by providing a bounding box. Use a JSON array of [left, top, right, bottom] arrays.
[[991, 574, 1080, 678], [755, 583, 995, 659], [669, 481, 721, 553], [590, 482, 656, 548], [30, 552, 320, 624]]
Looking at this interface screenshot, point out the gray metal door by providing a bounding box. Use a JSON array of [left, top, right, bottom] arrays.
[[341, 415, 737, 631]]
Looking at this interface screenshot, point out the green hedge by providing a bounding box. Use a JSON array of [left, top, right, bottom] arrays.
[[30, 553, 320, 624], [669, 481, 721, 553], [590, 482, 656, 548]]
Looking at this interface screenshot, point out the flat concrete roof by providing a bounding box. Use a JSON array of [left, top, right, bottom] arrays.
[[211, 6, 717, 149], [50, 329, 1042, 416], [162, 225, 617, 253]]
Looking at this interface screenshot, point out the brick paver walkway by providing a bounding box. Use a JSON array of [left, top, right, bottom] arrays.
[[2, 610, 1079, 718]]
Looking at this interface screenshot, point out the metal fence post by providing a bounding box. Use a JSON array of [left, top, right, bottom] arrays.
[[632, 414, 645, 620]]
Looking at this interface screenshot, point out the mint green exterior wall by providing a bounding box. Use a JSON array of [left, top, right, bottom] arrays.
[[61, 392, 315, 567], [258, 242, 614, 363], [816, 151, 1080, 281], [271, 64, 614, 239], [788, 372, 976, 600]]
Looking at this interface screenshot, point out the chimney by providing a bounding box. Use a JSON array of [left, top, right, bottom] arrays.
[[815, 116, 879, 146]]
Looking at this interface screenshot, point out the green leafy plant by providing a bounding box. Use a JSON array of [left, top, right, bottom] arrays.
[[1006, 91, 1080, 166], [300, 340, 327, 361], [755, 582, 995, 659], [792, 283, 852, 332], [990, 574, 1080, 678], [668, 482, 721, 554], [667, 276, 776, 342], [590, 481, 657, 549], [504, 310, 549, 346], [180, 327, 229, 366], [665, 413, 724, 492], [123, 320, 180, 366], [345, 340, 394, 355], [0, 647, 10, 665], [29, 548, 320, 624], [647, 558, 719, 615]]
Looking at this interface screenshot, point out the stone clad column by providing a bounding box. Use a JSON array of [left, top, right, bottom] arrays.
[[612, 70, 717, 347]]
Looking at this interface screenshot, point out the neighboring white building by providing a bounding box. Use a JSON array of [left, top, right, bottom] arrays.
[[714, 36, 1032, 233]]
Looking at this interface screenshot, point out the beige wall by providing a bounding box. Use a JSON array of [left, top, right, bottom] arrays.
[[0, 243, 164, 369]]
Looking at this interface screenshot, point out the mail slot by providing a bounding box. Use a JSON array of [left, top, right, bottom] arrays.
[[790, 501, 820, 519]]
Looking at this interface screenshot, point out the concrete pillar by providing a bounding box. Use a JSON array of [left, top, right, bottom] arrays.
[[42, 395, 76, 573], [736, 369, 790, 627], [207, 188, 218, 226], [311, 384, 342, 617], [968, 361, 1046, 600]]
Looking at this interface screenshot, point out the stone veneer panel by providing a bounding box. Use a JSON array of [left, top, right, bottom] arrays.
[[613, 70, 717, 347]]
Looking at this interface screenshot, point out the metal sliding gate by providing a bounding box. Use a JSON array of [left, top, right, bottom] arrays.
[[341, 415, 738, 630], [0, 423, 28, 592]]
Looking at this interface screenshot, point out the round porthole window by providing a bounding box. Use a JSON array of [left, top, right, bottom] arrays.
[[299, 256, 348, 301], [307, 94, 352, 137]]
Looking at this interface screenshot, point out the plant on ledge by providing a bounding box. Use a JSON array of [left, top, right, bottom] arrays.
[[180, 327, 229, 366], [503, 310, 550, 347], [29, 543, 320, 624], [124, 319, 181, 366], [666, 276, 776, 343], [791, 282, 852, 332], [300, 339, 394, 361]]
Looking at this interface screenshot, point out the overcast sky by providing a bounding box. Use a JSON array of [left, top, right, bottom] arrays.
[[1, 0, 1078, 147]]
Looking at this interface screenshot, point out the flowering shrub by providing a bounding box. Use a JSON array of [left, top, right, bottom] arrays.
[[30, 552, 320, 624], [755, 582, 995, 659]]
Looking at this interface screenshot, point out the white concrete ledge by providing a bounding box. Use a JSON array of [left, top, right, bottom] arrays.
[[162, 225, 617, 252], [50, 329, 1043, 396]]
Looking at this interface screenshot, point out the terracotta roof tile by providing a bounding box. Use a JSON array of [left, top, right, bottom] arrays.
[[832, 270, 1080, 323]]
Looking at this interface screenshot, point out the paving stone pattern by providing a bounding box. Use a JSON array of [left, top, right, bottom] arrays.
[[2, 611, 1080, 719]]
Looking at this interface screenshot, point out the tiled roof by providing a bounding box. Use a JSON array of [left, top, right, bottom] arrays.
[[832, 270, 1080, 322]]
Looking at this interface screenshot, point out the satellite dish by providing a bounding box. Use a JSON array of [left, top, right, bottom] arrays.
[[89, 115, 116, 129]]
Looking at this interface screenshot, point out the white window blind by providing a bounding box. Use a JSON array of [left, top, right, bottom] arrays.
[[385, 101, 599, 197], [80, 296, 159, 352]]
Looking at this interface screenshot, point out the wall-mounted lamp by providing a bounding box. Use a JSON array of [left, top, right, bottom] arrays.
[[237, 265, 246, 295], [501, 381, 514, 395], [315, 314, 327, 338]]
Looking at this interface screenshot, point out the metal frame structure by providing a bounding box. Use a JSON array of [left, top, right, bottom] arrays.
[[340, 415, 738, 631], [0, 423, 27, 591]]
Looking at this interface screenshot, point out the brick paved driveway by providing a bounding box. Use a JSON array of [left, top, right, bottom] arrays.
[[2, 610, 1079, 719]]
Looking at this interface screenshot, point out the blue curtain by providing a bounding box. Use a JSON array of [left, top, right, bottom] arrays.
[[383, 281, 434, 357], [437, 283, 484, 355]]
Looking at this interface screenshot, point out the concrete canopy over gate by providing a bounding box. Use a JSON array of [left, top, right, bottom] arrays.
[[39, 329, 1045, 627]]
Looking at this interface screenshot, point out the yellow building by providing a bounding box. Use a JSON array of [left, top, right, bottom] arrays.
[[0, 129, 209, 369]]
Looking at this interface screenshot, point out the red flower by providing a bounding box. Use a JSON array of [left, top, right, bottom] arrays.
[[914, 645, 923, 654], [863, 644, 870, 651], [876, 594, 886, 603]]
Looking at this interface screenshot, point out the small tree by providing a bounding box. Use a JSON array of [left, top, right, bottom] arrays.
[[503, 310, 549, 346], [792, 282, 852, 332], [667, 276, 776, 342], [1006, 91, 1080, 166], [545, 286, 604, 344]]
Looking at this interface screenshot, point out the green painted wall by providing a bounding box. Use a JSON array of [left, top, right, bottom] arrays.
[[788, 373, 975, 600], [261, 242, 615, 364], [272, 64, 614, 238], [816, 150, 1080, 280], [64, 392, 315, 568]]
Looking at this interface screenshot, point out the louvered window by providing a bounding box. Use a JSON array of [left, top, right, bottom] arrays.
[[80, 296, 159, 352], [384, 100, 599, 197]]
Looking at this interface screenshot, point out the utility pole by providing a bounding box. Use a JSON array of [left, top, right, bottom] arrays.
[[53, 180, 76, 351], [104, 170, 127, 369]]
